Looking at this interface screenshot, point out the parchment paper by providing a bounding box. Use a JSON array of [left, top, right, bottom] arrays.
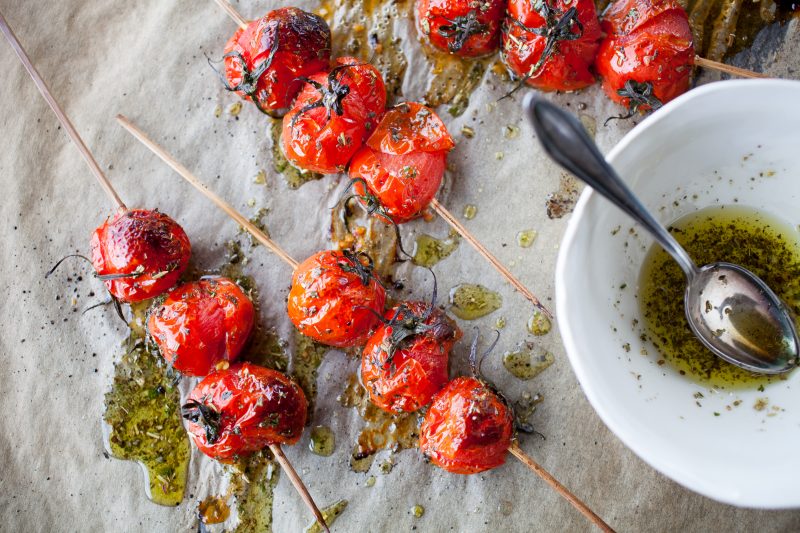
[[1, 0, 799, 531]]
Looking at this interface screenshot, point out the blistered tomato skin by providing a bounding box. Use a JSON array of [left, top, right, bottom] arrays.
[[595, 0, 694, 111], [419, 376, 514, 474], [501, 0, 602, 92], [223, 7, 331, 116], [183, 363, 308, 462], [281, 57, 387, 174], [287, 250, 386, 348], [89, 209, 191, 303], [350, 103, 454, 223], [415, 0, 506, 57], [148, 277, 255, 377], [361, 301, 462, 413]]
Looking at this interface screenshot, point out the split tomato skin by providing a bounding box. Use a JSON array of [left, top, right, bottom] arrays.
[[416, 0, 506, 57], [419, 376, 514, 474], [501, 0, 602, 92], [595, 0, 694, 111], [361, 301, 462, 413], [90, 209, 191, 303], [281, 57, 387, 174], [183, 362, 307, 462], [350, 102, 454, 223], [148, 277, 255, 377], [223, 7, 331, 116], [287, 250, 386, 348]]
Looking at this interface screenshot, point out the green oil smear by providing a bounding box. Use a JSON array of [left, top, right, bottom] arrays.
[[103, 303, 190, 507], [411, 504, 425, 518], [503, 343, 554, 380], [516, 229, 537, 248], [290, 332, 330, 416], [448, 283, 502, 320], [270, 119, 323, 189], [412, 230, 460, 268], [309, 426, 335, 457], [527, 311, 552, 336], [233, 452, 279, 532], [305, 499, 349, 533]]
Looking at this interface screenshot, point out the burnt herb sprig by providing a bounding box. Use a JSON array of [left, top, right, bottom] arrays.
[[208, 27, 280, 116], [604, 80, 664, 125], [337, 177, 412, 260], [181, 400, 222, 445], [501, 0, 583, 99], [437, 10, 488, 53]]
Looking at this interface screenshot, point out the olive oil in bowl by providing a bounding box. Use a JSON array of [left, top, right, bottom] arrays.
[[639, 205, 800, 389]]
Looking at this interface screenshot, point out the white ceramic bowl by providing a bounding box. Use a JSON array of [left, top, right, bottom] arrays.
[[556, 80, 800, 509]]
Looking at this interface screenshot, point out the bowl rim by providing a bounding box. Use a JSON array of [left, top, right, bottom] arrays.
[[554, 78, 800, 509]]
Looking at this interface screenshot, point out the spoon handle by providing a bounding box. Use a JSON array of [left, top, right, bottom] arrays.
[[524, 95, 697, 278]]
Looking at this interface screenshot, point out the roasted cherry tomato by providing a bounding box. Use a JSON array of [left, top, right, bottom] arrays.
[[419, 376, 514, 474], [349, 102, 454, 223], [287, 249, 386, 348], [415, 0, 506, 57], [222, 7, 331, 117], [148, 277, 255, 376], [501, 0, 602, 92], [90, 209, 191, 303], [362, 301, 462, 413], [281, 57, 387, 174], [182, 362, 307, 462], [595, 0, 694, 114]]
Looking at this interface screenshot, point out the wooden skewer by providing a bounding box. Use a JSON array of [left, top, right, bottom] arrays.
[[270, 444, 330, 533], [694, 56, 768, 79], [116, 115, 299, 270], [213, 0, 248, 30], [0, 11, 127, 212], [431, 198, 552, 318], [508, 443, 615, 532]]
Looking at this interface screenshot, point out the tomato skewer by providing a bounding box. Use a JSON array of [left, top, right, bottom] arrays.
[[0, 12, 191, 307], [117, 116, 334, 531], [419, 334, 616, 532]]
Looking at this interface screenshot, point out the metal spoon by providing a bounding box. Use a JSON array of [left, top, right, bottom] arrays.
[[524, 95, 799, 374]]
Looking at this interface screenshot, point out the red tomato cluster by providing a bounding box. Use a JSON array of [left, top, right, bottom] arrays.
[[412, 0, 696, 115]]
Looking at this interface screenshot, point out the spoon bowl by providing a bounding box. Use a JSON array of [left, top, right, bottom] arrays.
[[525, 94, 800, 375], [686, 262, 799, 373]]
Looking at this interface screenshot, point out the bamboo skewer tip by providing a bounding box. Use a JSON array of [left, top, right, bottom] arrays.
[[0, 11, 127, 211], [212, 0, 249, 30], [508, 442, 615, 533], [270, 444, 330, 533]]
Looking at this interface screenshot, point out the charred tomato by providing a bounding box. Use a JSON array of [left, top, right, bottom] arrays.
[[349, 102, 454, 223], [221, 7, 331, 117], [501, 0, 602, 92], [90, 208, 191, 303], [281, 57, 387, 174], [148, 277, 255, 377], [182, 362, 307, 462], [595, 0, 694, 115], [361, 301, 462, 413], [416, 0, 506, 57], [419, 376, 514, 474], [287, 249, 386, 348]]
